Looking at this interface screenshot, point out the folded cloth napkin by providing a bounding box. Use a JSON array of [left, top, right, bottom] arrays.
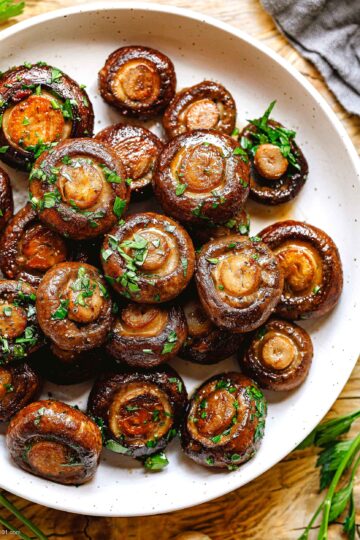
[[261, 0, 360, 116]]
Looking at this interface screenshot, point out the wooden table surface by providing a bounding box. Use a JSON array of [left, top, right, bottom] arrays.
[[1, 1, 359, 539]]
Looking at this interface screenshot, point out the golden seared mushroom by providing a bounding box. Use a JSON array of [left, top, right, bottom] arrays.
[[99, 46, 176, 118], [28, 138, 130, 240], [0, 167, 14, 233], [195, 235, 283, 333], [0, 204, 102, 286], [187, 207, 250, 245], [0, 280, 43, 364], [106, 302, 187, 368], [0, 204, 68, 287], [238, 318, 313, 391], [87, 366, 187, 461], [96, 124, 163, 197], [181, 372, 267, 469], [32, 344, 106, 385], [163, 80, 236, 138], [240, 101, 308, 205], [0, 362, 41, 423], [6, 400, 102, 485], [101, 212, 195, 303], [0, 63, 93, 170], [36, 262, 113, 352], [259, 220, 343, 320], [152, 130, 250, 226], [179, 286, 244, 365]]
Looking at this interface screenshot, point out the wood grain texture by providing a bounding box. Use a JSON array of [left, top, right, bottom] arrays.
[[0, 1, 359, 539]]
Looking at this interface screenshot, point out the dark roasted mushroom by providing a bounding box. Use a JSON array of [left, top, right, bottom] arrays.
[[0, 362, 41, 422], [196, 235, 283, 333], [36, 262, 112, 352], [0, 63, 94, 170], [0, 204, 68, 286], [32, 344, 106, 385], [163, 80, 236, 138], [240, 101, 308, 205], [0, 167, 13, 232], [28, 138, 130, 240], [106, 302, 187, 368], [187, 207, 250, 245], [238, 318, 313, 391], [0, 204, 103, 287], [101, 212, 195, 303], [87, 366, 187, 459], [6, 400, 102, 485], [181, 372, 267, 470], [179, 286, 244, 364], [99, 46, 176, 118], [95, 124, 163, 197], [0, 280, 43, 364], [152, 130, 250, 226], [259, 220, 343, 320]]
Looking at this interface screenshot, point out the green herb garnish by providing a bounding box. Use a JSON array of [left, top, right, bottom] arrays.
[[51, 298, 69, 320], [0, 0, 24, 23], [297, 410, 360, 540], [143, 451, 169, 471], [244, 100, 300, 170], [162, 331, 178, 355]]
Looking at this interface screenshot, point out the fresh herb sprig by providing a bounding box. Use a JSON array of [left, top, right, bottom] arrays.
[[0, 491, 48, 540], [0, 0, 24, 23], [297, 409, 360, 540], [241, 100, 300, 170]]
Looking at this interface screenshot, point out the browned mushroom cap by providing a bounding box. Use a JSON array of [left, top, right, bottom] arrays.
[[98, 46, 176, 118], [0, 204, 69, 287], [187, 207, 250, 245], [259, 220, 343, 320], [106, 302, 187, 368], [0, 63, 93, 170], [0, 204, 102, 286], [238, 318, 313, 391], [0, 362, 41, 422], [0, 280, 43, 364], [196, 235, 283, 333], [28, 138, 130, 240], [163, 81, 236, 138], [95, 123, 163, 197], [241, 118, 308, 205], [32, 344, 107, 385], [181, 372, 266, 470], [179, 287, 244, 364], [36, 262, 112, 352], [0, 167, 13, 232], [152, 130, 250, 226], [101, 212, 195, 303], [87, 366, 187, 458], [6, 400, 102, 485]]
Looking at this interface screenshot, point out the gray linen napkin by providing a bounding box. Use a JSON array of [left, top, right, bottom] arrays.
[[261, 0, 360, 116]]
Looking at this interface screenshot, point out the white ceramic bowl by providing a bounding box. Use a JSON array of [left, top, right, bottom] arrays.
[[0, 2, 359, 517]]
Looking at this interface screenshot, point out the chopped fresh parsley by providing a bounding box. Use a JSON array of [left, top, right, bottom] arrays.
[[51, 298, 69, 320], [105, 439, 130, 454], [162, 331, 178, 355], [113, 196, 126, 218], [168, 376, 182, 392], [243, 100, 300, 170], [175, 183, 187, 196], [50, 68, 62, 83]]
